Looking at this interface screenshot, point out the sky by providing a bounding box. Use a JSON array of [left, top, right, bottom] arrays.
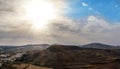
[[0, 0, 120, 45], [67, 0, 120, 22]]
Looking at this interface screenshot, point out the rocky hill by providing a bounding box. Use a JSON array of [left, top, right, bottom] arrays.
[[81, 43, 120, 49], [18, 44, 120, 69]]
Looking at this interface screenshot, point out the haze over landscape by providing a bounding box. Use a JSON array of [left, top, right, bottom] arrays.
[[0, 0, 120, 45]]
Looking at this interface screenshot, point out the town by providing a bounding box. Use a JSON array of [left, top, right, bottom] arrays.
[[0, 48, 26, 68]]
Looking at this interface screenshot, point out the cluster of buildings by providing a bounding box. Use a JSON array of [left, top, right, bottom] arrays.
[[0, 53, 24, 62], [0, 49, 26, 67]]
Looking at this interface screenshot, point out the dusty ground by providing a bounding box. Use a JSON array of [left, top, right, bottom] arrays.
[[13, 64, 52, 69]]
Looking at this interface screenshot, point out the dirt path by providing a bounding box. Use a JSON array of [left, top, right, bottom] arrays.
[[23, 64, 29, 69]]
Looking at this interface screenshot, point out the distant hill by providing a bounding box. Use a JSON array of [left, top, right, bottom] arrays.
[[81, 43, 120, 49], [18, 44, 120, 69], [0, 46, 18, 51], [0, 44, 50, 53]]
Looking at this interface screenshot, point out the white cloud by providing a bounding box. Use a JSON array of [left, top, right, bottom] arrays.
[[0, 14, 120, 45], [82, 2, 88, 6], [46, 16, 120, 45]]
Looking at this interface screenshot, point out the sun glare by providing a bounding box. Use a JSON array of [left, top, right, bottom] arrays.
[[24, 0, 58, 30]]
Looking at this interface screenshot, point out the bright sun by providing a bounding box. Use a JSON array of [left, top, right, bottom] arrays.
[[24, 0, 58, 29]]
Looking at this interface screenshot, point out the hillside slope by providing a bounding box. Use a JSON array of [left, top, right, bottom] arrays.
[[18, 44, 120, 69]]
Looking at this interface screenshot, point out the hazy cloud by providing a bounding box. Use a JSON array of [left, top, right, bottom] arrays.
[[0, 0, 120, 45], [47, 16, 120, 45]]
